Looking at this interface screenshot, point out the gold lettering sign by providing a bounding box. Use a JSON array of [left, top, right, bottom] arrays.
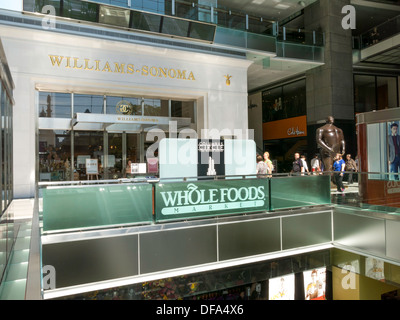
[[49, 55, 196, 81]]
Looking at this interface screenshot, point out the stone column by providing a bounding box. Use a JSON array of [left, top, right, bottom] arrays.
[[304, 0, 357, 157]]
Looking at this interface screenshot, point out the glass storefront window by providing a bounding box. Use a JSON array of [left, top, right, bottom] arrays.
[[1, 86, 5, 213], [38, 92, 71, 118], [107, 133, 123, 179], [106, 96, 142, 115], [283, 79, 306, 119], [262, 87, 282, 123], [143, 98, 169, 117], [354, 75, 376, 113], [354, 75, 398, 113], [39, 130, 72, 182], [74, 94, 104, 114], [377, 76, 398, 110], [127, 133, 139, 164], [6, 97, 12, 205], [171, 100, 195, 123], [74, 131, 104, 180], [36, 91, 197, 181], [262, 79, 306, 123], [0, 84, 13, 213]]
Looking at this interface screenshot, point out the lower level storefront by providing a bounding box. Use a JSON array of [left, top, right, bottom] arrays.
[[54, 249, 400, 301]]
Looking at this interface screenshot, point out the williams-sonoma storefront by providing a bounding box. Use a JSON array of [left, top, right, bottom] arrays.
[[0, 18, 252, 198]]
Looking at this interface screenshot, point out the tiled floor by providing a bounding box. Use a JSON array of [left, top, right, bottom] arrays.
[[0, 200, 34, 300]]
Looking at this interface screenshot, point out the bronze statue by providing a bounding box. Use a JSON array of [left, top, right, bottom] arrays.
[[316, 116, 345, 172]]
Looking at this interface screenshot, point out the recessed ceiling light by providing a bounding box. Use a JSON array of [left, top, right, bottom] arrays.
[[275, 4, 290, 9]]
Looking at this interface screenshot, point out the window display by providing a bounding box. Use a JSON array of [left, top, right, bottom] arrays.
[[303, 267, 326, 300], [268, 274, 295, 300], [388, 121, 400, 182], [39, 130, 72, 181], [55, 250, 331, 300]]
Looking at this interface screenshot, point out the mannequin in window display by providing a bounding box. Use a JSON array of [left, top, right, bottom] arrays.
[[316, 116, 346, 173], [388, 123, 400, 181]]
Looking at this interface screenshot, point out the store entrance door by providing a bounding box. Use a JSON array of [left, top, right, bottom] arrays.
[[105, 132, 143, 179]]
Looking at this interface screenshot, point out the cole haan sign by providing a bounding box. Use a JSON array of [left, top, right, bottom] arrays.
[[155, 179, 269, 221], [48, 55, 196, 81]]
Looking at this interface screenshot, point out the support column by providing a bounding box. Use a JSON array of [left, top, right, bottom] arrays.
[[304, 0, 356, 157]]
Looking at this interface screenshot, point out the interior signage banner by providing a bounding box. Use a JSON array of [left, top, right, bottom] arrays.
[[263, 115, 307, 141], [197, 139, 225, 177], [154, 179, 268, 221]]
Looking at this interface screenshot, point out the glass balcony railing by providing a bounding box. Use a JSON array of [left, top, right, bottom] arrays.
[[39, 170, 400, 233], [41, 182, 154, 232], [354, 14, 400, 49], [39, 173, 332, 233], [331, 171, 400, 214], [23, 0, 324, 50]]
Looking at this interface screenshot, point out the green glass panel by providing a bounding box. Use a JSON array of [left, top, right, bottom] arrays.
[[99, 5, 130, 28], [42, 184, 153, 232], [130, 10, 162, 33], [270, 175, 331, 210], [188, 22, 216, 42], [34, 0, 61, 15], [161, 16, 189, 38], [62, 0, 98, 22], [155, 178, 269, 222]]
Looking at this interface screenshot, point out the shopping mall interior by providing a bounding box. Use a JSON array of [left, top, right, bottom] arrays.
[[0, 0, 400, 302]]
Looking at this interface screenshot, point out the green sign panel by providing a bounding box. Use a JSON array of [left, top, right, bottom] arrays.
[[155, 179, 269, 221], [42, 184, 153, 232]]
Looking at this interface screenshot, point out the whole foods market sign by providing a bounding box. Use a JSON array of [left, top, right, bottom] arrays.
[[155, 179, 268, 221]]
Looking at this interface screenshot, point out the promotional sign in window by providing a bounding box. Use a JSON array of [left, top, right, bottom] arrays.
[[197, 139, 225, 177], [131, 163, 147, 174], [147, 158, 159, 173], [365, 257, 385, 281], [303, 267, 326, 300], [268, 274, 295, 300], [85, 159, 98, 174], [154, 178, 268, 221]]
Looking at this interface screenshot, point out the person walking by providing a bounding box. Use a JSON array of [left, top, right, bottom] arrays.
[[256, 155, 267, 177], [345, 154, 357, 184], [292, 152, 304, 175], [333, 153, 345, 192], [311, 154, 321, 175], [301, 155, 309, 175], [263, 151, 274, 176]]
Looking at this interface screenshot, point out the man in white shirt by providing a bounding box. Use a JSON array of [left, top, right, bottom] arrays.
[[311, 154, 321, 175], [301, 155, 309, 175]]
